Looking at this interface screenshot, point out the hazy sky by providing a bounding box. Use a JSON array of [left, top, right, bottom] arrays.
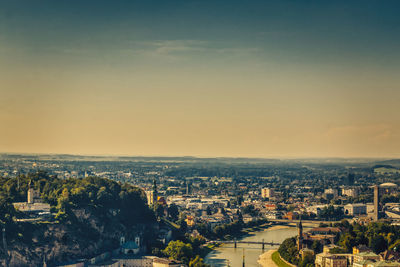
[[1, 0, 400, 158]]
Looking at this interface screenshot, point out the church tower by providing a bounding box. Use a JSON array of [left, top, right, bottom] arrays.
[[297, 217, 303, 251]]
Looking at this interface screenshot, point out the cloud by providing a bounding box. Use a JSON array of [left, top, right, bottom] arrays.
[[132, 39, 260, 61]]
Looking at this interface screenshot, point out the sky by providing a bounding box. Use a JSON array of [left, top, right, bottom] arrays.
[[1, 0, 400, 158]]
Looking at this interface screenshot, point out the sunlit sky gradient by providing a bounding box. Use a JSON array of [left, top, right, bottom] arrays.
[[1, 1, 400, 158]]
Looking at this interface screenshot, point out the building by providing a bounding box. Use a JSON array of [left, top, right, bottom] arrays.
[[261, 188, 274, 199], [374, 185, 380, 221], [300, 248, 315, 260], [297, 218, 303, 250], [146, 180, 158, 206], [325, 255, 347, 267], [13, 180, 50, 214], [366, 262, 400, 267], [315, 253, 348, 267], [324, 189, 339, 198], [120, 236, 141, 255], [353, 252, 381, 263], [379, 183, 398, 195], [353, 245, 373, 255], [371, 183, 399, 221], [342, 188, 359, 198], [344, 204, 367, 216], [146, 191, 154, 206], [153, 258, 186, 267], [353, 260, 374, 267], [346, 173, 355, 186]]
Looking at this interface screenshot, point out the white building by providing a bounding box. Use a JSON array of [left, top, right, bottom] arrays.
[[344, 203, 367, 216]]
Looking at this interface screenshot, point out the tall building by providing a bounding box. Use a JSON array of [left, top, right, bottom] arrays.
[[186, 180, 191, 195], [261, 188, 274, 198], [373, 185, 380, 221], [346, 173, 355, 186]]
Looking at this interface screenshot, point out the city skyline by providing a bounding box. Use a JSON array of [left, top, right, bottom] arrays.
[[1, 1, 400, 158]]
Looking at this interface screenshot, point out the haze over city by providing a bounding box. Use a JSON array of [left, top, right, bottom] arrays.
[[4, 2, 400, 267], [1, 0, 400, 157]]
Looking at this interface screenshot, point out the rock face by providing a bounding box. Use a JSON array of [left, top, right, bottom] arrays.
[[7, 207, 147, 267]]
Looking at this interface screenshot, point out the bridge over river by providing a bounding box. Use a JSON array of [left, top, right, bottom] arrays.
[[210, 239, 281, 250]]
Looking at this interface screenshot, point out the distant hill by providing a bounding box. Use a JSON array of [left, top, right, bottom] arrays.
[[373, 159, 400, 168]]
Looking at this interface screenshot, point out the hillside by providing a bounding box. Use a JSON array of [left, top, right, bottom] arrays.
[[0, 172, 156, 266]]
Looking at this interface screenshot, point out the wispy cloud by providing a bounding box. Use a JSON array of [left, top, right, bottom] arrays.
[[132, 39, 260, 61]]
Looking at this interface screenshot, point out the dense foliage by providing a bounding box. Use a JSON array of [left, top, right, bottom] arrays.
[[0, 171, 156, 265], [162, 236, 209, 267], [1, 171, 155, 225], [278, 220, 400, 267], [278, 237, 299, 265], [278, 237, 315, 267], [335, 220, 400, 254], [318, 205, 344, 220]]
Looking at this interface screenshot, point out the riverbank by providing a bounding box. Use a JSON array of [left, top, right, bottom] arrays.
[[271, 251, 296, 267], [258, 249, 278, 267]]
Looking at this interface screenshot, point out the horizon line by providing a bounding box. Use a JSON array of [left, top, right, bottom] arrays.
[[0, 151, 398, 161]]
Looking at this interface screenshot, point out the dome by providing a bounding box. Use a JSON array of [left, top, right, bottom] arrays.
[[380, 182, 398, 187]]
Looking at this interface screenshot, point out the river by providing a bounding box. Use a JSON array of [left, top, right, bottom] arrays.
[[204, 225, 300, 267]]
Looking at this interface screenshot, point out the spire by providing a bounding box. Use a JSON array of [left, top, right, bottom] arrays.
[[153, 179, 157, 193], [298, 215, 303, 251]]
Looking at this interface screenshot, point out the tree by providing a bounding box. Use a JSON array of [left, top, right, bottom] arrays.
[[168, 204, 179, 222], [338, 233, 356, 252], [278, 237, 299, 265], [369, 235, 387, 254], [299, 253, 314, 267], [163, 240, 193, 264], [189, 255, 209, 267], [155, 204, 164, 218], [311, 240, 323, 253]]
